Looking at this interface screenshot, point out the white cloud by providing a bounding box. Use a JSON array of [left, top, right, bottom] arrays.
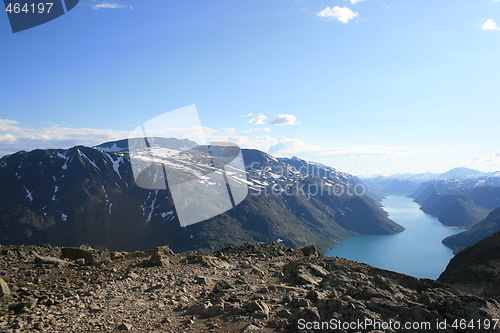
[[268, 137, 407, 158], [0, 119, 407, 165], [269, 114, 299, 126], [92, 3, 132, 10], [247, 114, 267, 125], [242, 127, 271, 134], [316, 6, 358, 24], [221, 128, 237, 134], [0, 119, 20, 132], [0, 133, 16, 143], [0, 119, 129, 155], [467, 152, 500, 168], [348, 0, 365, 4], [482, 19, 500, 31]]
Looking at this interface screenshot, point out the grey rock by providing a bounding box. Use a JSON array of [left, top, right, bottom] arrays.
[[0, 277, 11, 297], [246, 300, 269, 319], [116, 323, 133, 331], [301, 245, 322, 257], [186, 301, 211, 315], [88, 303, 103, 313], [212, 280, 232, 293], [149, 246, 174, 257], [242, 323, 260, 332], [61, 247, 97, 265], [33, 322, 44, 330], [187, 255, 231, 269], [34, 255, 69, 267], [139, 253, 169, 267], [194, 275, 213, 286], [283, 260, 328, 285]]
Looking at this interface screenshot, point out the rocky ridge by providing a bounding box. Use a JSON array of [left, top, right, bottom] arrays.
[[1, 243, 499, 332]]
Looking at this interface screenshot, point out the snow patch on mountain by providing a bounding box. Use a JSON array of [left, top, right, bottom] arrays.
[[106, 153, 124, 179], [24, 186, 33, 202], [97, 142, 124, 153], [79, 150, 101, 171]]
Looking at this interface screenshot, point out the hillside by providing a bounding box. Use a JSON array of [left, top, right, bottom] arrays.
[[0, 141, 402, 253], [439, 232, 500, 302], [410, 180, 500, 228], [442, 208, 500, 253], [1, 243, 499, 332]]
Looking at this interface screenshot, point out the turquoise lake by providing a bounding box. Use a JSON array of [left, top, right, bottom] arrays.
[[325, 195, 464, 279]]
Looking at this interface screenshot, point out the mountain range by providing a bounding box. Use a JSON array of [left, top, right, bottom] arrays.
[[0, 139, 403, 253], [363, 167, 500, 196], [410, 178, 500, 227], [363, 168, 500, 254]]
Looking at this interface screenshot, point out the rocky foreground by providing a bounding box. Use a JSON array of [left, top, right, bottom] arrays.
[[0, 243, 499, 332]]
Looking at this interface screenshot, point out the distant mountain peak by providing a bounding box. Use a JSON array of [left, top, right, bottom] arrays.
[[436, 167, 484, 180]]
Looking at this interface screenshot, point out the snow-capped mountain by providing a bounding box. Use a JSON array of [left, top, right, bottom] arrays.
[[362, 168, 500, 197], [0, 139, 403, 252]]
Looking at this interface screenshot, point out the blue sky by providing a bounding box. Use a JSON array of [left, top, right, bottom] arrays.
[[1, 0, 499, 175]]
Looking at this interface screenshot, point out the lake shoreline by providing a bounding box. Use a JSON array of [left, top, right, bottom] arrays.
[[325, 195, 463, 279]]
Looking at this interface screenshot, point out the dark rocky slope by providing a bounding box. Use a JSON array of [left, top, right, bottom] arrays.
[[439, 232, 500, 303], [442, 208, 500, 254], [1, 243, 499, 332]]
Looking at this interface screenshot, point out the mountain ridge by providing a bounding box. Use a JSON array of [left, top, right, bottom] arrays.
[[442, 208, 500, 254], [0, 140, 403, 253]]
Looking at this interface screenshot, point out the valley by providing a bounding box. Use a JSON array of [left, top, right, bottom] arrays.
[[326, 195, 462, 279]]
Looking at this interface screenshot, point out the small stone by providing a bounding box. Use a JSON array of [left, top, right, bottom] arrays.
[[201, 304, 224, 318], [89, 303, 103, 313], [247, 300, 269, 319], [149, 246, 174, 256], [116, 323, 133, 331], [251, 266, 265, 277], [242, 324, 260, 332], [212, 280, 232, 293], [145, 284, 163, 292], [195, 275, 212, 286], [33, 322, 44, 330]]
